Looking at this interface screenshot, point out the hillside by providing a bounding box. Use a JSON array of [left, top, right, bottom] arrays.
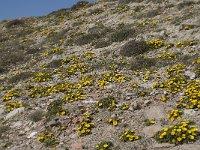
[[0, 0, 200, 149]]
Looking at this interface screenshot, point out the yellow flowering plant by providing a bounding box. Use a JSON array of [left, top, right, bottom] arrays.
[[77, 114, 95, 136], [167, 109, 183, 121], [95, 141, 113, 150], [37, 131, 59, 147], [97, 96, 117, 111], [119, 129, 140, 142], [154, 121, 199, 145]]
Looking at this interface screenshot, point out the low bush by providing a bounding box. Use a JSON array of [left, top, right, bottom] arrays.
[[71, 1, 90, 10], [92, 39, 111, 48], [28, 109, 45, 122], [120, 40, 150, 57], [5, 19, 25, 28], [8, 72, 33, 84], [109, 27, 136, 42], [131, 56, 156, 70], [47, 59, 63, 68]]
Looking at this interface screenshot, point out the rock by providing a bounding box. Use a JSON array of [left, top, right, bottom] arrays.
[[185, 71, 196, 80], [71, 141, 83, 150], [130, 101, 140, 111], [11, 121, 23, 128], [171, 144, 200, 150], [0, 105, 5, 120], [105, 83, 115, 89], [82, 98, 97, 104], [142, 124, 162, 137], [154, 143, 175, 149], [144, 100, 151, 106], [27, 131, 37, 139], [69, 133, 77, 139], [5, 107, 25, 120], [183, 109, 196, 117], [145, 105, 165, 120]]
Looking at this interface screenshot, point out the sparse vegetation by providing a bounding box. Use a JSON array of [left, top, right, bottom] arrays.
[[5, 19, 25, 28], [28, 109, 45, 122], [120, 40, 150, 57], [0, 0, 200, 149]]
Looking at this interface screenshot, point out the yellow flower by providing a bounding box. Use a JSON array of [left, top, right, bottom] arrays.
[[113, 120, 118, 126], [103, 144, 109, 148], [189, 135, 195, 140], [171, 131, 175, 135], [177, 137, 182, 142], [61, 111, 66, 115], [163, 128, 168, 132]]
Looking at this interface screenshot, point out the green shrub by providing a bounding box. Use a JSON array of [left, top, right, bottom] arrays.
[[47, 59, 63, 68], [47, 99, 68, 119], [109, 27, 136, 42], [5, 19, 25, 28], [0, 67, 6, 74], [48, 8, 71, 17], [89, 8, 104, 15], [71, 1, 90, 10], [75, 33, 100, 45], [118, 0, 144, 4], [0, 125, 10, 137], [120, 40, 150, 57], [28, 109, 45, 122], [92, 39, 112, 48], [131, 56, 156, 70], [177, 1, 196, 10], [144, 9, 160, 18], [25, 47, 41, 54], [46, 28, 70, 43], [8, 72, 33, 84]]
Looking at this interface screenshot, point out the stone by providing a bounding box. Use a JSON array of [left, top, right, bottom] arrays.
[[11, 121, 23, 128], [27, 131, 37, 138], [183, 109, 196, 117], [154, 143, 175, 149], [71, 141, 83, 150], [145, 105, 165, 120], [185, 71, 196, 80], [130, 101, 139, 111], [171, 144, 200, 150], [0, 105, 4, 116], [69, 133, 77, 139], [144, 100, 151, 106], [142, 124, 162, 137], [5, 107, 25, 120]]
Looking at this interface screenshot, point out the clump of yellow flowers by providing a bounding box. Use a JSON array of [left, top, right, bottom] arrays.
[[154, 121, 199, 145], [144, 119, 156, 126], [176, 80, 200, 109], [47, 99, 68, 118], [167, 109, 183, 121], [159, 51, 176, 59], [107, 117, 119, 126], [176, 41, 194, 47], [120, 104, 129, 110], [33, 72, 52, 82], [63, 90, 84, 103], [119, 129, 140, 142], [2, 89, 20, 102], [97, 72, 128, 87], [77, 114, 95, 136], [97, 96, 117, 111], [147, 39, 164, 49], [37, 131, 59, 147], [4, 101, 24, 111], [95, 141, 114, 150], [114, 4, 129, 12]]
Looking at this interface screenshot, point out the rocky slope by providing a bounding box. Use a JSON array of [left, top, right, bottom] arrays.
[[0, 0, 200, 149]]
